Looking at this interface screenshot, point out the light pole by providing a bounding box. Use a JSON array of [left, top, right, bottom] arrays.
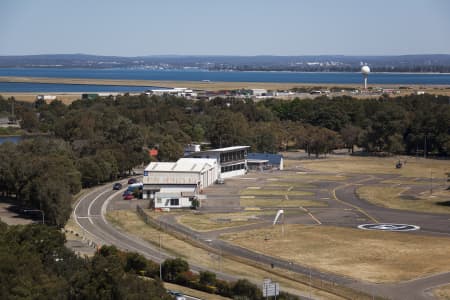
[[159, 233, 162, 281], [430, 170, 433, 195], [24, 209, 44, 225]]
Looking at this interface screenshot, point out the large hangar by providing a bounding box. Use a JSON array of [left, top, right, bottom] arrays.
[[186, 146, 250, 179], [142, 158, 218, 209]]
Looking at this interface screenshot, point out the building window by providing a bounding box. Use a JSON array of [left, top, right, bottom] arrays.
[[170, 198, 179, 206]]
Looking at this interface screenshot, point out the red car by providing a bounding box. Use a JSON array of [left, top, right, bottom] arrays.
[[123, 194, 134, 200]]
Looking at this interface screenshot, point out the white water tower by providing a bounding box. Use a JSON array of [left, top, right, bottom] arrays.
[[361, 65, 370, 90]]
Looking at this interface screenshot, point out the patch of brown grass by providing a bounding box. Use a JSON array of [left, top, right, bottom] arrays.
[[221, 225, 450, 283], [106, 210, 344, 299], [300, 156, 450, 178], [356, 186, 450, 214], [433, 284, 450, 300]]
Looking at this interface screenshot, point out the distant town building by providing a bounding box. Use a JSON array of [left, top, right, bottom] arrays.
[[146, 88, 197, 98]]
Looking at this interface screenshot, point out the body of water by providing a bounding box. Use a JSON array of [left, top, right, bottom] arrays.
[[0, 135, 22, 144], [0, 82, 156, 93], [0, 68, 449, 93]]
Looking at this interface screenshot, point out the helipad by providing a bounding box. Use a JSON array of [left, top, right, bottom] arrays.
[[358, 223, 420, 232]]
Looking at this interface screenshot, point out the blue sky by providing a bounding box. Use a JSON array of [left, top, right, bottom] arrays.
[[1, 0, 449, 56]]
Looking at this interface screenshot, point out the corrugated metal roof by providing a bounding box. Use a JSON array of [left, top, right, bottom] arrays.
[[145, 158, 217, 173], [247, 153, 283, 165], [207, 146, 250, 152]]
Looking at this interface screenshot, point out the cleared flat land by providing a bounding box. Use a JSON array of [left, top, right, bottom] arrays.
[[221, 225, 450, 283], [433, 284, 450, 300], [356, 185, 450, 214], [106, 210, 342, 300], [176, 211, 274, 232], [300, 156, 450, 178], [240, 198, 326, 208], [1, 76, 450, 105]]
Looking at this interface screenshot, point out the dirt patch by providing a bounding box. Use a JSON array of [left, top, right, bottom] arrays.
[[221, 225, 450, 283], [357, 186, 450, 214]]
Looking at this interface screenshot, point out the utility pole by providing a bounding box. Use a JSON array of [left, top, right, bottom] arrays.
[[424, 135, 427, 158], [430, 170, 433, 195], [159, 233, 162, 280]]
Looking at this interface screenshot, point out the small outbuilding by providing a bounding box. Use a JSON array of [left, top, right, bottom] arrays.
[[247, 153, 284, 170]]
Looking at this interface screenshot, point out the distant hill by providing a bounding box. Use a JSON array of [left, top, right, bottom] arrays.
[[1, 54, 450, 72]]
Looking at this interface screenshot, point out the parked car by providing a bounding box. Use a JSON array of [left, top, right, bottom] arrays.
[[128, 178, 137, 184], [113, 182, 122, 190], [123, 194, 134, 200], [167, 291, 186, 300], [122, 190, 132, 196]]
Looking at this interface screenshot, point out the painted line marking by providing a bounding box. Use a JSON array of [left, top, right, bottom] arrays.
[[308, 212, 322, 225], [87, 189, 111, 224]]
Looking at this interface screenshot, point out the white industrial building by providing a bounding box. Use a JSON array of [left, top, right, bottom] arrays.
[[145, 88, 197, 98], [185, 146, 250, 179], [143, 158, 218, 209]]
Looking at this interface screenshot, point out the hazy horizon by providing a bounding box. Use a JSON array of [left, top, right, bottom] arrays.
[[1, 0, 449, 56]]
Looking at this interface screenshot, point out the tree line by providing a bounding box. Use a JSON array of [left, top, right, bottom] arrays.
[[0, 93, 449, 226], [0, 222, 300, 300]]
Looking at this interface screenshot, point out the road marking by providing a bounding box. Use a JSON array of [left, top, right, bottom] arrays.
[[299, 206, 308, 212], [73, 186, 111, 245], [331, 177, 379, 223], [308, 212, 322, 225]]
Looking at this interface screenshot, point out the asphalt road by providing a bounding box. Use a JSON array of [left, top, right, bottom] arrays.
[[72, 180, 237, 281], [72, 174, 450, 300]]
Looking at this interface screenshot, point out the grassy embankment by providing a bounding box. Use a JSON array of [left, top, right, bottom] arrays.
[[106, 209, 352, 300]]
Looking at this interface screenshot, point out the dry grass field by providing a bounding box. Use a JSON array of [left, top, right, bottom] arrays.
[[433, 284, 450, 300], [279, 172, 348, 182], [240, 189, 314, 196], [221, 225, 450, 283], [356, 186, 450, 214], [300, 156, 450, 178], [176, 211, 274, 232], [240, 198, 326, 208], [106, 210, 343, 300], [2, 76, 450, 106]]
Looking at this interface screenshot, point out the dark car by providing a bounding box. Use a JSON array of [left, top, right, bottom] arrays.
[[123, 194, 134, 200], [128, 178, 137, 184], [113, 183, 122, 190], [122, 190, 132, 196]]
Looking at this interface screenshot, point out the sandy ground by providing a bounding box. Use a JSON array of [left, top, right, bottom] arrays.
[[1, 76, 450, 104], [0, 201, 34, 225]]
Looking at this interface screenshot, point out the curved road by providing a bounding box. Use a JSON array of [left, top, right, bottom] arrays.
[[73, 177, 450, 300], [73, 181, 236, 281]]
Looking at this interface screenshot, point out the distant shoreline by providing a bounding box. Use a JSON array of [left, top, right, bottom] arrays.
[[1, 76, 450, 90]]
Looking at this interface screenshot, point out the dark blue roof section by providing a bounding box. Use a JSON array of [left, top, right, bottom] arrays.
[[247, 153, 283, 165]]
